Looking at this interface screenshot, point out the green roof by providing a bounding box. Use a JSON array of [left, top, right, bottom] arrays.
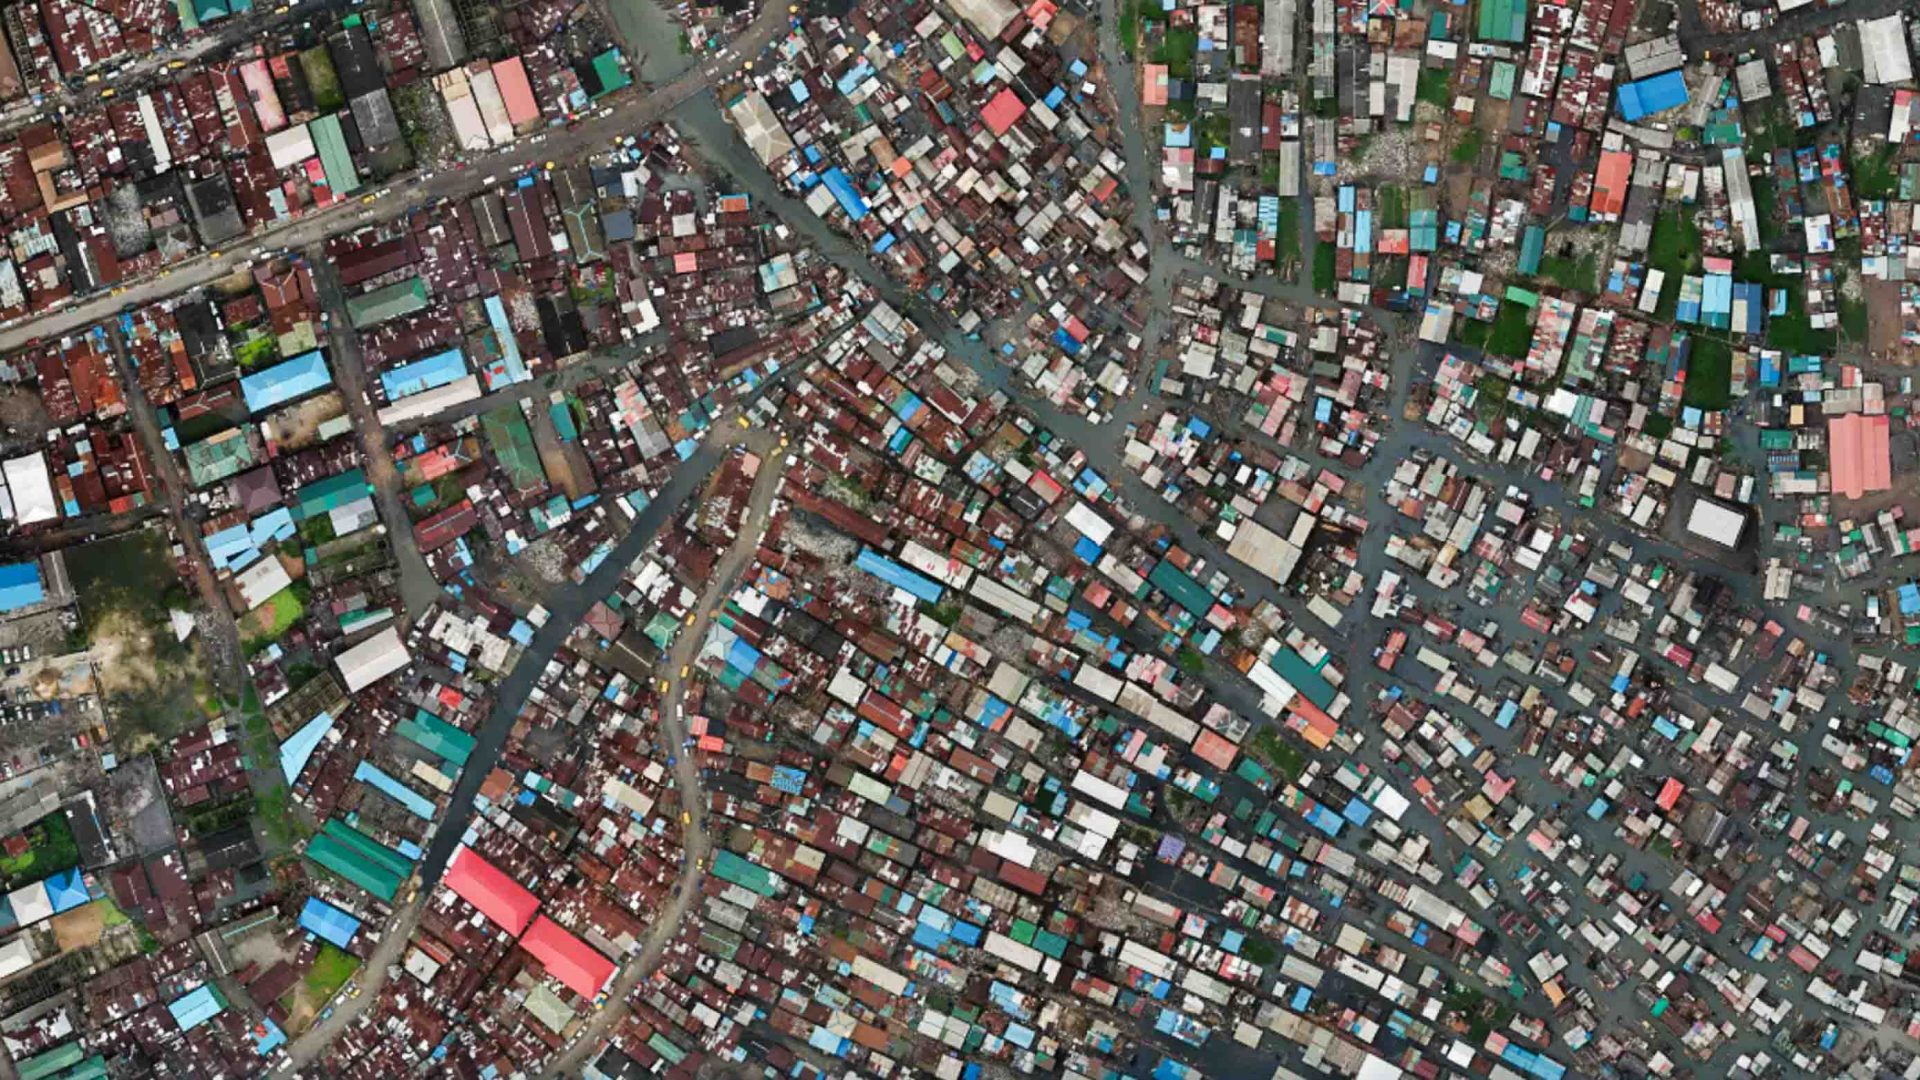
[[183, 429, 256, 488], [346, 277, 429, 329], [305, 820, 413, 900], [712, 850, 776, 896], [1477, 0, 1526, 42], [294, 468, 371, 520], [17, 1043, 85, 1080], [1270, 647, 1337, 709], [590, 50, 632, 98], [397, 709, 475, 768], [1148, 559, 1215, 617], [481, 405, 546, 491], [310, 114, 360, 195], [1489, 61, 1516, 101]]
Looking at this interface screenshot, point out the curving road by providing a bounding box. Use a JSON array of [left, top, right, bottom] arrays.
[[540, 429, 786, 1079]]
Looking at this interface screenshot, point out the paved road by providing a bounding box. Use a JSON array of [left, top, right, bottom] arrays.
[[0, 0, 796, 356], [541, 430, 786, 1079], [307, 256, 442, 618], [283, 899, 422, 1068]]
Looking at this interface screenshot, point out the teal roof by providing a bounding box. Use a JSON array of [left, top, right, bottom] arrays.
[[1477, 0, 1526, 42], [1270, 647, 1337, 709], [1148, 559, 1216, 617], [310, 114, 360, 195], [712, 850, 776, 896], [397, 710, 475, 768]]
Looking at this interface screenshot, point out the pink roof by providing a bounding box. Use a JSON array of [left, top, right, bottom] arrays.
[[520, 915, 616, 999], [1142, 64, 1168, 107], [493, 57, 539, 128], [1828, 412, 1891, 499], [982, 88, 1027, 136], [444, 845, 539, 935]]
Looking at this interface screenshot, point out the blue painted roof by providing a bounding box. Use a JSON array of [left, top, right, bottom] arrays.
[[380, 348, 468, 401], [298, 896, 363, 949], [821, 168, 869, 221], [1616, 71, 1688, 121], [0, 562, 43, 612], [280, 711, 336, 785], [853, 548, 943, 603], [167, 985, 227, 1031], [352, 760, 436, 820], [240, 351, 332, 415], [42, 868, 88, 912]]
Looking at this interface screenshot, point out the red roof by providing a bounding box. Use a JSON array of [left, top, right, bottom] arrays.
[[1828, 412, 1891, 499], [520, 916, 616, 999], [493, 57, 540, 127], [982, 88, 1027, 136], [444, 845, 540, 935]]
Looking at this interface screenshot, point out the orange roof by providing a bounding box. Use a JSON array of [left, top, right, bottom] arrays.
[[1828, 412, 1891, 499], [520, 915, 616, 999], [444, 845, 539, 935], [1192, 729, 1238, 770], [1590, 150, 1632, 219]]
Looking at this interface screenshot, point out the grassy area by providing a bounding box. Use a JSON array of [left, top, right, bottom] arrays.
[[1378, 186, 1408, 230], [1682, 337, 1734, 410], [305, 944, 360, 1003], [1153, 27, 1197, 79], [1451, 127, 1485, 165], [256, 786, 311, 846], [1648, 209, 1702, 279], [1486, 300, 1533, 358], [1854, 144, 1900, 200], [0, 813, 79, 889], [68, 532, 210, 751], [1276, 198, 1301, 263], [244, 585, 307, 652], [234, 332, 278, 370], [1248, 729, 1306, 783], [1537, 251, 1597, 294], [1416, 68, 1451, 108], [1765, 309, 1835, 356], [1312, 242, 1336, 293], [1841, 295, 1870, 342], [1119, 0, 1138, 55]]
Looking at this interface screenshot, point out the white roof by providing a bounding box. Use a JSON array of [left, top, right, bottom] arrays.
[[265, 123, 315, 171], [7, 882, 52, 928], [1686, 496, 1746, 548], [334, 625, 411, 693], [1225, 518, 1304, 585], [235, 556, 294, 612], [1861, 15, 1913, 85], [376, 375, 482, 429], [2, 453, 56, 525], [0, 936, 31, 980]]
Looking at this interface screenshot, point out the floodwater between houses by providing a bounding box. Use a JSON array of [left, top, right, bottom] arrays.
[[605, 0, 702, 86]]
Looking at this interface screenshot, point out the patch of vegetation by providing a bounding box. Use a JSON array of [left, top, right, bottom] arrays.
[[233, 333, 279, 370], [1241, 936, 1279, 965], [1537, 251, 1597, 294], [243, 584, 307, 655], [255, 787, 310, 847], [1276, 198, 1301, 263], [0, 813, 80, 889], [1485, 300, 1533, 359], [1451, 127, 1485, 165], [1174, 646, 1205, 675], [1119, 0, 1139, 55], [68, 531, 211, 750], [1682, 337, 1735, 411], [1416, 68, 1451, 108], [924, 601, 963, 628], [1763, 298, 1835, 357], [1854, 144, 1900, 200], [1378, 186, 1408, 230], [1456, 317, 1490, 350], [1312, 242, 1336, 293], [1648, 209, 1702, 280], [1247, 729, 1306, 783], [1153, 27, 1198, 79], [183, 796, 255, 838], [305, 944, 360, 1003], [1841, 296, 1870, 342], [1644, 413, 1674, 440], [1474, 374, 1511, 426]]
